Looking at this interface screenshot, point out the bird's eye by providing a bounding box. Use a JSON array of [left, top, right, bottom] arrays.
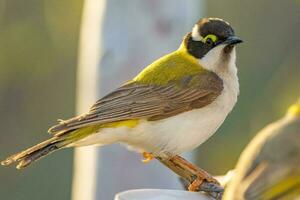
[[203, 34, 218, 46]]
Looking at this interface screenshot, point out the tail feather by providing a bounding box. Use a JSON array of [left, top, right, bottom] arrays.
[[1, 137, 68, 169]]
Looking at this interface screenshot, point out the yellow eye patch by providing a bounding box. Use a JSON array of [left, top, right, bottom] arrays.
[[203, 34, 218, 44]]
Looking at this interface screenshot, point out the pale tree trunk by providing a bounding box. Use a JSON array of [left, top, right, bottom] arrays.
[[72, 1, 205, 200]]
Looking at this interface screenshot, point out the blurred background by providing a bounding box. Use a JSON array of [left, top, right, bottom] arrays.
[[0, 0, 299, 200]]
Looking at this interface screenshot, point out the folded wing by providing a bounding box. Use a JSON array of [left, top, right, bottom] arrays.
[[49, 71, 223, 136]]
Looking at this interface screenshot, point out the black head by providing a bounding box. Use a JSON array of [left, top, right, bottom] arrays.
[[184, 18, 242, 59]]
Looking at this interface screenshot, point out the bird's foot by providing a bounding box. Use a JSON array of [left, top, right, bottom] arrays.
[[188, 171, 219, 191], [188, 171, 223, 200], [142, 152, 154, 163], [200, 182, 223, 200]]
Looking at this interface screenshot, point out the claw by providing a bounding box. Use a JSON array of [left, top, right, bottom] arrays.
[[188, 172, 220, 192]]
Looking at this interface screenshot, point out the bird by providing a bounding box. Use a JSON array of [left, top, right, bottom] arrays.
[[223, 99, 300, 200], [1, 18, 242, 172]]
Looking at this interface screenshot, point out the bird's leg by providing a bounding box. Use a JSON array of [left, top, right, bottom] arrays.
[[156, 155, 223, 199]]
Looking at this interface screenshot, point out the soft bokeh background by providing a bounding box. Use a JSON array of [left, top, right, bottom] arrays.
[[0, 0, 299, 199]]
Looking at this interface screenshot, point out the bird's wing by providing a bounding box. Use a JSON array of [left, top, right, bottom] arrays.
[[49, 71, 223, 135]]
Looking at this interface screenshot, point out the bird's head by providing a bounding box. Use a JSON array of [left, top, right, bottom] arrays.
[[182, 18, 242, 73]]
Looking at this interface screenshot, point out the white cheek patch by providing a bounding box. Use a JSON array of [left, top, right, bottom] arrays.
[[200, 45, 224, 72], [191, 24, 203, 41], [199, 44, 237, 77]]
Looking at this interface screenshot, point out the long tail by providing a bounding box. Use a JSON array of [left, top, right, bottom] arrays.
[[1, 137, 70, 169]]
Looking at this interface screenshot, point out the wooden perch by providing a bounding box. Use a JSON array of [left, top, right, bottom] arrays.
[[156, 155, 224, 200]]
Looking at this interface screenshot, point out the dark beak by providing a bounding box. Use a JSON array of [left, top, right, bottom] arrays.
[[223, 36, 243, 45]]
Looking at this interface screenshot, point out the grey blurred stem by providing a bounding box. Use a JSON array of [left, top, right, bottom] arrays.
[[72, 0, 204, 199]]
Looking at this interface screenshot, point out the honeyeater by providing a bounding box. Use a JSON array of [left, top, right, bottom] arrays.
[[2, 18, 242, 170], [224, 99, 300, 200]]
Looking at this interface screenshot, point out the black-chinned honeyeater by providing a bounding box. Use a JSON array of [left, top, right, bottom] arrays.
[[2, 18, 242, 174], [224, 99, 300, 200]]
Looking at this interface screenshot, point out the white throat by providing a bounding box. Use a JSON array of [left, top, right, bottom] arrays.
[[200, 45, 240, 104], [201, 45, 238, 89], [200, 45, 237, 74]]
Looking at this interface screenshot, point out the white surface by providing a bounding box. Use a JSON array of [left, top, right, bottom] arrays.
[[115, 189, 212, 200]]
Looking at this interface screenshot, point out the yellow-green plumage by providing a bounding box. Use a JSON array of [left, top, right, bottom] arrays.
[[133, 45, 205, 85], [65, 119, 140, 141]]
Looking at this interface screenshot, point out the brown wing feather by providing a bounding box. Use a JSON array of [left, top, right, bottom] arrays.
[[48, 71, 223, 135]]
